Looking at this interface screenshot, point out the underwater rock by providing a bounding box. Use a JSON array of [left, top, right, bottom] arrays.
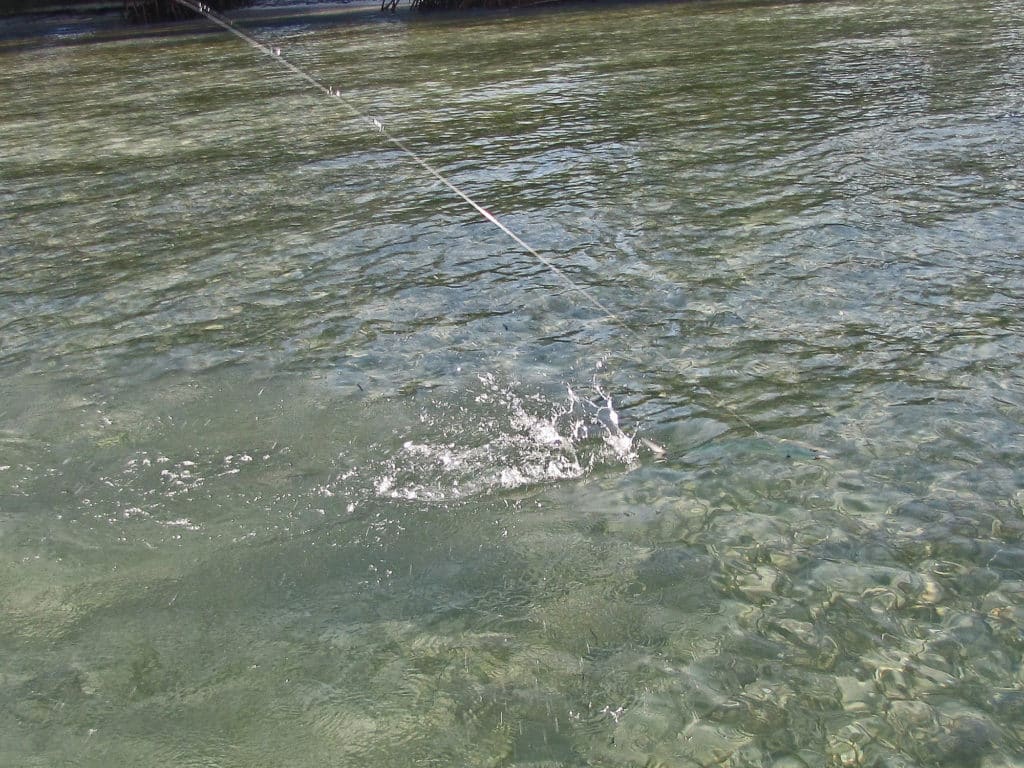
[[928, 715, 996, 767], [885, 698, 936, 732], [956, 566, 1001, 596], [771, 757, 812, 768], [826, 720, 877, 767], [987, 546, 1024, 575], [987, 689, 1024, 721], [735, 565, 783, 604], [835, 675, 880, 714], [678, 720, 753, 766], [633, 546, 719, 612]]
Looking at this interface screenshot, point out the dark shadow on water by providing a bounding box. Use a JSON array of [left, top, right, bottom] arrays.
[[0, 0, 837, 53], [0, 0, 383, 52]]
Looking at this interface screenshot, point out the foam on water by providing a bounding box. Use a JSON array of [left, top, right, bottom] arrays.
[[368, 373, 638, 503]]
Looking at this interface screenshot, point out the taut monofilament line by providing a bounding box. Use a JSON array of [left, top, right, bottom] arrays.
[[169, 0, 816, 455], [172, 0, 623, 324]]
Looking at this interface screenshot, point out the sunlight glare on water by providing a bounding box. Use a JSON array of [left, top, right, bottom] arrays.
[[1, 0, 1024, 765]]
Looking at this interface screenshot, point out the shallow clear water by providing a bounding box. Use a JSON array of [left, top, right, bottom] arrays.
[[2, 0, 1024, 765]]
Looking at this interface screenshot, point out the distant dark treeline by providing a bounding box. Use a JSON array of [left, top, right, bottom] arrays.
[[0, 0, 576, 20], [0, 0, 114, 12], [122, 0, 249, 23], [0, 0, 248, 16]]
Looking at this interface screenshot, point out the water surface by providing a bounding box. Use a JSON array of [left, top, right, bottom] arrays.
[[2, 0, 1024, 765]]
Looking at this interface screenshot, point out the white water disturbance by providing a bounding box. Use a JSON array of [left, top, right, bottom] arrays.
[[370, 374, 638, 503]]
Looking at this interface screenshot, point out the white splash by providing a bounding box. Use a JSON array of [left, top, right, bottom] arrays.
[[370, 373, 637, 502]]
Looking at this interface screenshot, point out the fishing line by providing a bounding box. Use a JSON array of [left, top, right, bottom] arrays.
[[174, 1, 620, 317], [172, 0, 813, 454]]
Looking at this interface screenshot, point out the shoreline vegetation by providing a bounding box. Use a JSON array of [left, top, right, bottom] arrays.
[[121, 0, 248, 23], [0, 0, 586, 20]]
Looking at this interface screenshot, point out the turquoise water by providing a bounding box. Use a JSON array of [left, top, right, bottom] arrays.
[[2, 0, 1024, 765]]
